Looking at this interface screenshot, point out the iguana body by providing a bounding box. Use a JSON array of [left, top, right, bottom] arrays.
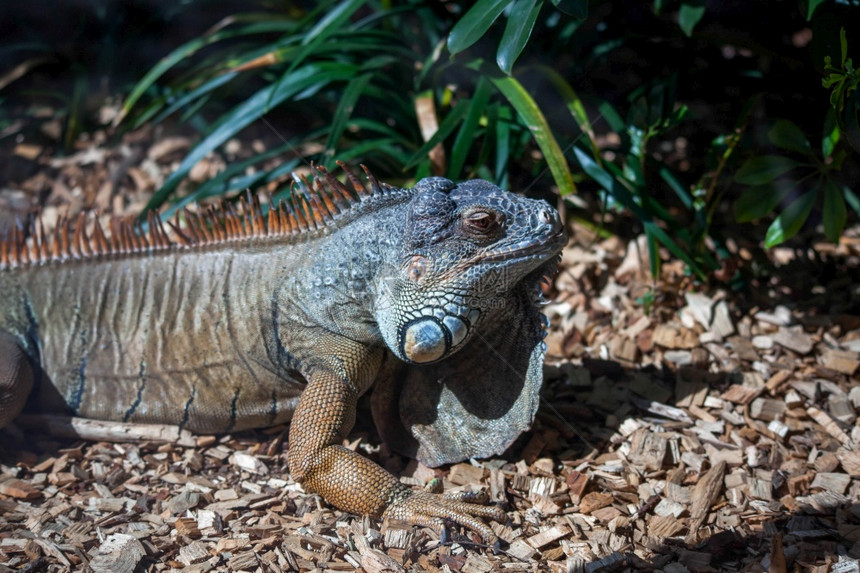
[[0, 166, 565, 543]]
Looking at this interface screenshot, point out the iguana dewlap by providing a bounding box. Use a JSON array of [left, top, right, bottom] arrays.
[[0, 165, 565, 545]]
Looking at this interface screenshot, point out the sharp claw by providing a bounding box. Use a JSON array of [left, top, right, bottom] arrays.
[[385, 490, 504, 550], [425, 477, 443, 494]]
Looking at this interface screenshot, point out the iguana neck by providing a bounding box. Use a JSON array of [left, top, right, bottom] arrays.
[[274, 202, 411, 348]]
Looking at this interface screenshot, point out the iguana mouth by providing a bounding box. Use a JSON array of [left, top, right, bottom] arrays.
[[477, 228, 567, 263], [439, 228, 566, 280], [430, 229, 565, 286]]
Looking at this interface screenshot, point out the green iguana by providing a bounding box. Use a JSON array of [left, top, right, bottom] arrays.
[[0, 164, 565, 545]]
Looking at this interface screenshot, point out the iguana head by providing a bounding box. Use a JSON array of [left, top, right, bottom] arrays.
[[376, 177, 566, 365]]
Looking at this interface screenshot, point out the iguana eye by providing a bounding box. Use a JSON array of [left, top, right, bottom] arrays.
[[407, 255, 426, 282], [462, 210, 500, 236]]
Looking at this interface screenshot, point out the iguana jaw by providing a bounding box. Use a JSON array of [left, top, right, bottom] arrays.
[[396, 229, 565, 365]]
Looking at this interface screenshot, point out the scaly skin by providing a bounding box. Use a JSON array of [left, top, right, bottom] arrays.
[[0, 171, 565, 545]]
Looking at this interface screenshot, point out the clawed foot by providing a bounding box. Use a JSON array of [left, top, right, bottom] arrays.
[[384, 485, 507, 550]]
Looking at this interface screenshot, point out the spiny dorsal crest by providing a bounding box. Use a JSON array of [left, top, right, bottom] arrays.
[[0, 162, 391, 270]]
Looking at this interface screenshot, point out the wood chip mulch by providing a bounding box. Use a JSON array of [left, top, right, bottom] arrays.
[[1, 130, 859, 572]]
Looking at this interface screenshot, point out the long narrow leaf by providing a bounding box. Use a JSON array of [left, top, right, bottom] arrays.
[[448, 0, 512, 55], [644, 221, 705, 279], [325, 73, 373, 162], [497, 0, 542, 74], [349, 118, 418, 147], [658, 166, 693, 209], [589, 100, 624, 134], [303, 0, 367, 46], [493, 104, 513, 187], [534, 65, 594, 137], [147, 63, 355, 210], [492, 75, 575, 195], [574, 146, 704, 277], [296, 4, 373, 69], [404, 102, 470, 169], [448, 77, 493, 179], [844, 185, 860, 216], [645, 226, 660, 278], [117, 19, 299, 124], [268, 0, 368, 107], [574, 146, 628, 204], [140, 72, 237, 128], [551, 0, 587, 19], [162, 154, 304, 219], [336, 138, 412, 165], [822, 180, 847, 242]]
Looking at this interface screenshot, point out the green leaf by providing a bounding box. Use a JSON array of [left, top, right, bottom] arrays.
[[349, 117, 416, 145], [843, 185, 860, 216], [550, 0, 587, 19], [162, 152, 303, 219], [448, 78, 493, 179], [574, 147, 704, 278], [678, 1, 706, 37], [147, 62, 355, 210], [764, 190, 816, 247], [336, 137, 410, 164], [533, 65, 593, 137], [805, 0, 827, 20], [658, 166, 693, 209], [492, 75, 576, 195], [303, 0, 366, 46], [646, 227, 660, 278], [269, 0, 369, 108], [404, 101, 470, 169], [822, 180, 847, 242], [768, 119, 811, 155], [574, 147, 642, 215], [118, 18, 296, 124], [644, 221, 706, 279], [120, 36, 220, 123], [141, 72, 238, 128], [448, 0, 512, 55], [596, 99, 626, 133], [491, 104, 513, 187], [840, 26, 848, 66], [497, 0, 542, 74], [734, 182, 792, 222], [324, 73, 373, 159], [842, 88, 860, 154], [822, 108, 841, 157], [735, 155, 800, 185]]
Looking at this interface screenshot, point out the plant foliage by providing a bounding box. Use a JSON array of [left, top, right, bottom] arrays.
[[112, 0, 858, 279]]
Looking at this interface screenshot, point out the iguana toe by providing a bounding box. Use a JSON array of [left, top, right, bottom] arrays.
[[384, 490, 506, 547]]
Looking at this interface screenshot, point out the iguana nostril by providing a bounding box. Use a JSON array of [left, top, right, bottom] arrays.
[[403, 319, 447, 363], [540, 209, 552, 224]]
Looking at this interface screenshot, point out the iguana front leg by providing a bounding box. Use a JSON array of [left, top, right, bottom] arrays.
[[288, 338, 505, 546]]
